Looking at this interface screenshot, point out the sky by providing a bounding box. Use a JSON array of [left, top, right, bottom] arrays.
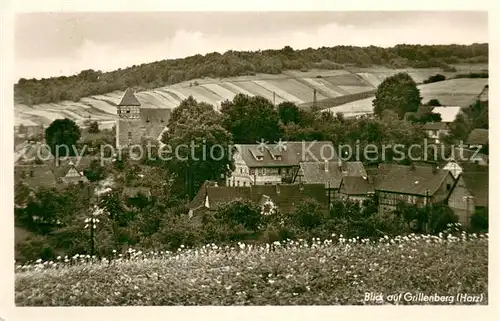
[[14, 11, 488, 80]]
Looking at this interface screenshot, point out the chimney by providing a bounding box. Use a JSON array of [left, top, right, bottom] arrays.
[[313, 89, 317, 108], [276, 184, 280, 194], [324, 159, 329, 172]]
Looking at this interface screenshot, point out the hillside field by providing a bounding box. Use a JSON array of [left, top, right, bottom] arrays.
[[14, 64, 487, 129], [15, 233, 487, 306], [322, 78, 488, 117]]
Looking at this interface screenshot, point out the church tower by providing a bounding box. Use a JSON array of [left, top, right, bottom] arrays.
[[116, 88, 142, 148]]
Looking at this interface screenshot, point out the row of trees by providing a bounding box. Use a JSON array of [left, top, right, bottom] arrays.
[[15, 43, 488, 105]]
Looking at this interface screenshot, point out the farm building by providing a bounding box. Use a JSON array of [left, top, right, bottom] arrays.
[[116, 88, 171, 148], [423, 122, 450, 144], [338, 176, 374, 204], [293, 160, 368, 202], [447, 171, 488, 228], [226, 141, 337, 186], [373, 163, 456, 213], [188, 181, 327, 217]]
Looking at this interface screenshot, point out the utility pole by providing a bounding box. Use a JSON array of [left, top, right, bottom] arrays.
[[313, 89, 317, 110], [327, 182, 331, 210], [464, 195, 474, 229], [273, 91, 276, 107], [424, 189, 430, 233]]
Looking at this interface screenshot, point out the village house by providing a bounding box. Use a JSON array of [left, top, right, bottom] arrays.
[[338, 176, 375, 204], [465, 128, 488, 153], [188, 181, 327, 217], [116, 88, 171, 148], [423, 122, 450, 144], [59, 160, 89, 185], [293, 159, 367, 202], [430, 106, 462, 123], [226, 141, 336, 186], [442, 160, 463, 179], [447, 171, 488, 227], [373, 163, 456, 213]]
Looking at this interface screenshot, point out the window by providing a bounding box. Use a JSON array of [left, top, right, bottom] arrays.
[[146, 118, 150, 123], [160, 119, 164, 123], [237, 181, 240, 186], [243, 182, 246, 186], [240, 168, 243, 174], [128, 132, 132, 138], [126, 110, 130, 114], [278, 168, 282, 175], [446, 183, 451, 191]]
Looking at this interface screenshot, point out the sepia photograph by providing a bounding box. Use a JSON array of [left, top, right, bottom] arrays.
[[4, 3, 493, 315]]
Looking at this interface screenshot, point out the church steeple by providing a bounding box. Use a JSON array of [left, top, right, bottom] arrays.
[[117, 88, 141, 119]]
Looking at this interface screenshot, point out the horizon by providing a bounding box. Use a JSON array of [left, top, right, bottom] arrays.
[[15, 11, 488, 81]]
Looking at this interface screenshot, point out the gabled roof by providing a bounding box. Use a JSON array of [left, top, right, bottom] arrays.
[[235, 141, 336, 167], [188, 182, 327, 214], [466, 128, 488, 146], [431, 106, 462, 123], [423, 122, 449, 131], [118, 88, 141, 107], [298, 161, 367, 189], [461, 172, 488, 207], [339, 176, 374, 196], [374, 164, 452, 196]]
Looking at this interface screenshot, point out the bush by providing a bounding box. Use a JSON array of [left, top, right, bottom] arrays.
[[423, 74, 446, 84], [470, 207, 488, 232]]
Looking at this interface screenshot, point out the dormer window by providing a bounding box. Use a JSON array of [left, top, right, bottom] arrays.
[[146, 118, 150, 123], [256, 155, 263, 161], [160, 119, 164, 123], [126, 110, 130, 113]]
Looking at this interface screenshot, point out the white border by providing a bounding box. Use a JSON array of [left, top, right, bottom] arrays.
[[1, 1, 498, 321]]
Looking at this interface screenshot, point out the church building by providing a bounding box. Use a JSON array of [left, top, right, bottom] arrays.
[[115, 88, 171, 148]]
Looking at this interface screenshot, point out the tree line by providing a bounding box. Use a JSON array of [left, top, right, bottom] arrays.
[[15, 43, 488, 105]]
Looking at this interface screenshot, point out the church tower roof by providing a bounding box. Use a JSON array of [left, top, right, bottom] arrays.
[[118, 88, 141, 107]]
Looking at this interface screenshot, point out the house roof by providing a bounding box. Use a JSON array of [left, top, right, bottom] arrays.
[[461, 172, 488, 207], [235, 141, 336, 168], [188, 182, 328, 214], [14, 165, 57, 189], [118, 88, 141, 107], [298, 161, 367, 189], [374, 164, 452, 196], [478, 85, 488, 101], [52, 157, 94, 178], [431, 106, 462, 123], [339, 176, 374, 195], [423, 122, 449, 131], [466, 128, 488, 146]]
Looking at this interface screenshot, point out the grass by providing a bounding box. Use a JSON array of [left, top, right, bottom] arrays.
[[15, 231, 488, 306]]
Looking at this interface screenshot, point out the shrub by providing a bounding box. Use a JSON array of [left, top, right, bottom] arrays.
[[423, 74, 446, 84]]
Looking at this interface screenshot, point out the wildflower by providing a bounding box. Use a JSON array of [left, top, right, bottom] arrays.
[[268, 279, 275, 284]]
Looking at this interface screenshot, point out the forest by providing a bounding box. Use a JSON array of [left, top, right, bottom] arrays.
[[14, 43, 488, 106]]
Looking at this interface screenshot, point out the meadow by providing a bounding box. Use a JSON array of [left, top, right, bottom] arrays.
[[15, 231, 488, 306]]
